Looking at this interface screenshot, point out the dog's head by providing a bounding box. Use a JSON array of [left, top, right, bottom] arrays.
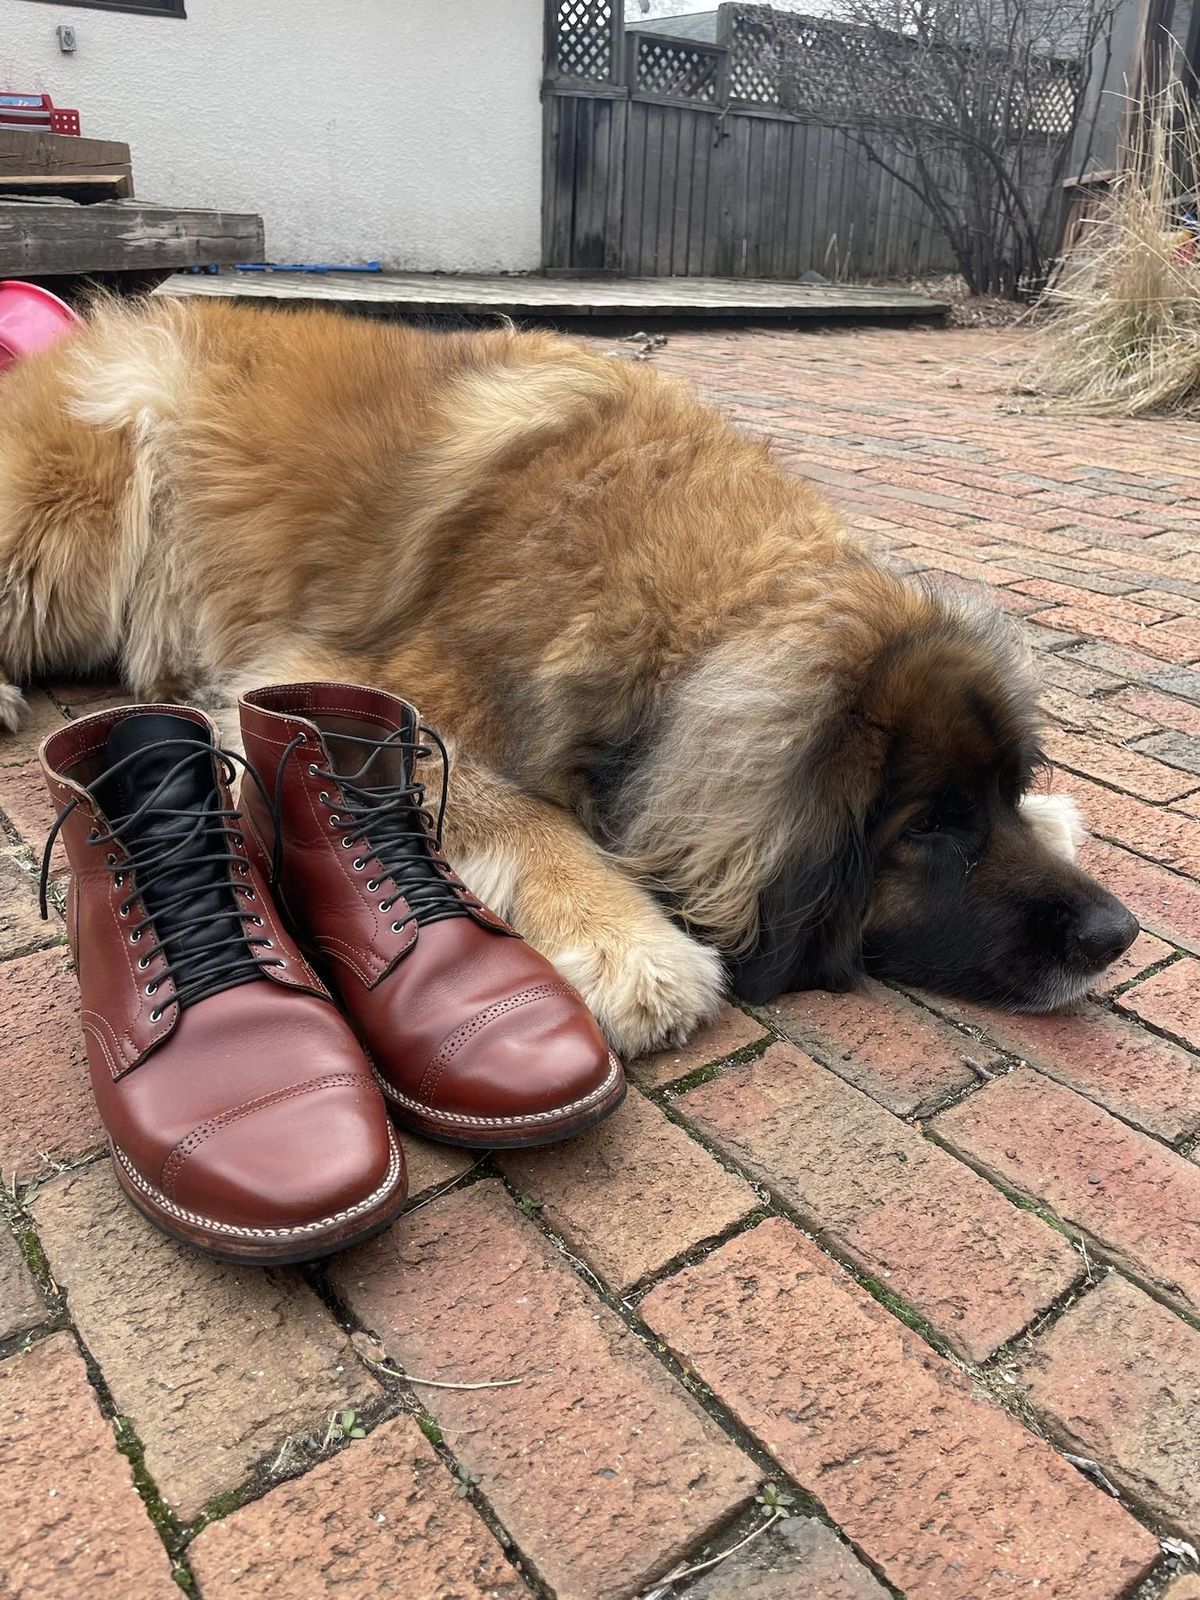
[[622, 572, 1137, 1012]]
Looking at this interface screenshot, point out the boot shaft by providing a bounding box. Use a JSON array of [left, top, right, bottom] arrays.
[[40, 703, 326, 1074], [239, 682, 510, 987]]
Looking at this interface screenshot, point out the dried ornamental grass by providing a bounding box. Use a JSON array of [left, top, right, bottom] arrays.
[[1027, 92, 1200, 416]]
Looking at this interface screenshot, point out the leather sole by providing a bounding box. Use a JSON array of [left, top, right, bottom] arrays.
[[110, 1128, 408, 1266], [373, 1053, 627, 1150]]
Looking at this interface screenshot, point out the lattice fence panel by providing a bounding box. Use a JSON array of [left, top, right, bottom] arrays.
[[725, 3, 1079, 134], [726, 10, 782, 105], [633, 36, 722, 102], [554, 0, 616, 81]]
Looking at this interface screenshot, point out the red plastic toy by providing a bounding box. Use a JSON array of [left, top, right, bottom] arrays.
[[0, 92, 81, 137]]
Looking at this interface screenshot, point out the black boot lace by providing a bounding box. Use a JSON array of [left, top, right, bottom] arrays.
[[41, 741, 285, 1022], [282, 725, 472, 935]]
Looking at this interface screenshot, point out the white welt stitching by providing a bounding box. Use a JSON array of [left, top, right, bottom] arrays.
[[111, 1128, 404, 1240], [374, 1055, 623, 1127]]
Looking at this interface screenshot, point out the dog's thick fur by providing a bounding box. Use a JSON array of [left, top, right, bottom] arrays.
[[0, 298, 1135, 1052]]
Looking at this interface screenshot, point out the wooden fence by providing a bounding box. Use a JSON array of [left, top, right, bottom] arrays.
[[544, 1, 1070, 280]]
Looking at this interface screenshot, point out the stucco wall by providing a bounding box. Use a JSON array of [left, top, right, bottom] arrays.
[[0, 0, 544, 271]]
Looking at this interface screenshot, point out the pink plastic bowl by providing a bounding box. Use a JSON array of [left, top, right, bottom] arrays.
[[0, 280, 81, 371]]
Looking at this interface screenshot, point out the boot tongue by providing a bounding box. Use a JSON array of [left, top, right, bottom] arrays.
[[322, 725, 469, 927], [98, 713, 261, 1001], [104, 713, 217, 830]]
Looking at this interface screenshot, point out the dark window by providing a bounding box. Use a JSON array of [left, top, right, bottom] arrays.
[[19, 0, 185, 16]]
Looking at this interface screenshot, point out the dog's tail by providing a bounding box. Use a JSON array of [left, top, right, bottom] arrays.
[[65, 297, 195, 443]]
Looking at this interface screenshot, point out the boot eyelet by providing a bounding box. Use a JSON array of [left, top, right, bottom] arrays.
[[379, 902, 389, 912], [106, 854, 116, 867], [149, 1008, 162, 1024], [391, 921, 403, 933], [119, 904, 130, 919], [262, 939, 273, 949], [366, 879, 379, 892], [309, 764, 321, 777], [138, 955, 150, 970], [341, 837, 354, 848], [129, 929, 141, 941], [87, 829, 99, 842], [318, 791, 329, 803], [328, 814, 340, 826], [145, 982, 158, 996], [114, 873, 124, 888], [244, 888, 255, 901], [251, 915, 264, 926], [352, 858, 365, 870]]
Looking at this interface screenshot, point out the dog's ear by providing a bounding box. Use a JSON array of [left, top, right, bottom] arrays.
[[725, 808, 874, 1003]]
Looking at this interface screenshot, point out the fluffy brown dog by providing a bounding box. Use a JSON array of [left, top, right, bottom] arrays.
[[0, 298, 1137, 1054]]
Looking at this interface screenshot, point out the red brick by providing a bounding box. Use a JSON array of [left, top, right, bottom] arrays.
[[688, 1515, 889, 1600], [1090, 930, 1175, 995], [1057, 770, 1200, 878], [640, 1219, 1157, 1600], [0, 946, 104, 1183], [43, 677, 126, 714], [329, 1180, 757, 1599], [0, 1332, 178, 1599], [0, 760, 62, 861], [896, 547, 1026, 585], [1026, 621, 1085, 652], [1037, 651, 1128, 697], [1079, 836, 1200, 954], [189, 1414, 526, 1600], [1113, 687, 1200, 739], [1012, 580, 1174, 623], [1073, 640, 1200, 699], [1151, 617, 1200, 661], [0, 689, 68, 765], [403, 1135, 476, 1201], [629, 1002, 767, 1090], [499, 1088, 757, 1290], [1041, 683, 1157, 742], [1129, 587, 1200, 620], [32, 1162, 380, 1519], [1135, 728, 1200, 777], [0, 1226, 43, 1341], [1016, 1273, 1200, 1537], [677, 1043, 1079, 1360], [927, 993, 1200, 1142], [933, 1069, 1200, 1315], [1118, 956, 1200, 1051], [0, 850, 60, 962], [762, 980, 985, 1116], [1044, 727, 1200, 801]]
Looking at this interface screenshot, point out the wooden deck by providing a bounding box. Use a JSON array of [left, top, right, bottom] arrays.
[[162, 270, 947, 322]]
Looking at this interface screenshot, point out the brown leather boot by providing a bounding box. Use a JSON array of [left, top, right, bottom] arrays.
[[39, 706, 407, 1264], [238, 683, 625, 1149]]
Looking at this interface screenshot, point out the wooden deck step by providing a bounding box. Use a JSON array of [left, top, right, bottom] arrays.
[[1, 128, 133, 201], [162, 269, 948, 322], [0, 197, 264, 277]]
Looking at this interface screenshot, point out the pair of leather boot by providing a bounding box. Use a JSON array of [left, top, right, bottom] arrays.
[[39, 682, 625, 1264]]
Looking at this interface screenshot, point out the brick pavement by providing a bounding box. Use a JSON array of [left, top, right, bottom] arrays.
[[1, 323, 1198, 1598]]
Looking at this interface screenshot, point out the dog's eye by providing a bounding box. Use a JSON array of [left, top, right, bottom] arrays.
[[905, 811, 941, 838]]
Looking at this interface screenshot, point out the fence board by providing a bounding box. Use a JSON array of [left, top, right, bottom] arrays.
[[541, 2, 1041, 279]]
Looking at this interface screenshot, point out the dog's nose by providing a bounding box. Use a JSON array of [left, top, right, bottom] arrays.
[[1074, 899, 1140, 967]]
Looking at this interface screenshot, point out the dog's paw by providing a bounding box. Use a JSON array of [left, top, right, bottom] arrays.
[[0, 685, 28, 734], [550, 916, 725, 1059]]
